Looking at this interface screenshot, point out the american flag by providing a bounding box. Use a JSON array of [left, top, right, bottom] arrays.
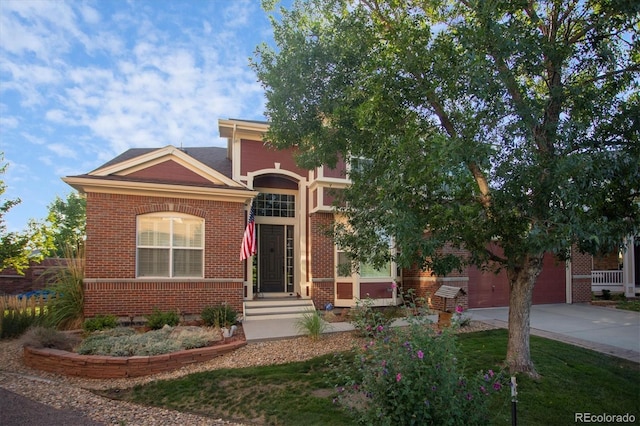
[[240, 203, 256, 260]]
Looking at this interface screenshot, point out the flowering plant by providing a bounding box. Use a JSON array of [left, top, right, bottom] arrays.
[[331, 319, 508, 425], [349, 296, 393, 337], [452, 304, 472, 328]]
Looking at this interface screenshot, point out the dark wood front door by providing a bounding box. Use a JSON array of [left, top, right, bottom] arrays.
[[259, 224, 285, 293]]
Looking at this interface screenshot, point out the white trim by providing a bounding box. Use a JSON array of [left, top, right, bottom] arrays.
[[219, 119, 269, 138], [91, 145, 243, 189], [241, 172, 309, 301], [136, 213, 204, 279], [246, 168, 306, 187], [63, 176, 257, 203], [565, 254, 573, 304], [623, 236, 636, 297]]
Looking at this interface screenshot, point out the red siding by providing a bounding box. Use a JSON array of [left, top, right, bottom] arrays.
[[323, 158, 347, 178], [127, 160, 211, 185], [240, 139, 307, 177], [360, 282, 394, 299], [336, 282, 353, 299]]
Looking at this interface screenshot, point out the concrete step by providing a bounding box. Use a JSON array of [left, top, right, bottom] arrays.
[[243, 299, 315, 321]]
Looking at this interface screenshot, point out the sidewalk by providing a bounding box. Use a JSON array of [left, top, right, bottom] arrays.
[[468, 303, 640, 363], [242, 317, 355, 341]]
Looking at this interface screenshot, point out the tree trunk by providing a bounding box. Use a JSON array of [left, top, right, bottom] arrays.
[[506, 253, 544, 378]]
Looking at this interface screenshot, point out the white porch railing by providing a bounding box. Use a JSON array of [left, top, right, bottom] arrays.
[[591, 270, 624, 293]]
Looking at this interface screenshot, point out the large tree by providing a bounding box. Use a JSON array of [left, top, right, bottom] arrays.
[[253, 0, 640, 375]]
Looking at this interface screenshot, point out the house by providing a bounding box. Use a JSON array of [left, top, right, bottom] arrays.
[[62, 119, 638, 319]]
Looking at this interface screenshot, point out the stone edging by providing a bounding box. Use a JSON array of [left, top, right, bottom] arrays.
[[23, 340, 247, 379]]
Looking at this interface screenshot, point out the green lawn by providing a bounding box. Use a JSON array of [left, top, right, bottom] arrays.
[[99, 329, 639, 425]]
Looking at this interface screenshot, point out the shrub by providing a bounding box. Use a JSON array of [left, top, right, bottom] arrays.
[[83, 314, 119, 332], [295, 309, 328, 340], [1, 309, 40, 339], [200, 304, 238, 328], [349, 297, 394, 337], [20, 326, 81, 351], [331, 320, 509, 425], [145, 308, 180, 330], [76, 326, 215, 356], [43, 244, 85, 330]]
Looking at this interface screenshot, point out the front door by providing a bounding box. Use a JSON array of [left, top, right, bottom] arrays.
[[259, 224, 285, 292]]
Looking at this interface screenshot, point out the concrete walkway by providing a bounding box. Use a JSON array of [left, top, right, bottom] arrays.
[[242, 304, 640, 363], [468, 303, 639, 363], [242, 316, 355, 341]]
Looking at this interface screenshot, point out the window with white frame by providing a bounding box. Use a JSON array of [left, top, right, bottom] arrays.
[[137, 213, 204, 278], [348, 156, 374, 178], [335, 221, 393, 279], [336, 247, 392, 278]]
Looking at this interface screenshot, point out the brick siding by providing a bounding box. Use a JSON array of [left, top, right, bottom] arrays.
[[571, 249, 593, 303], [84, 280, 243, 318], [311, 280, 334, 309], [83, 192, 246, 317]]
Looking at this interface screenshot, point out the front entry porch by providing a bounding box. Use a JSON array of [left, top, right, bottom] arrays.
[[243, 298, 315, 321]]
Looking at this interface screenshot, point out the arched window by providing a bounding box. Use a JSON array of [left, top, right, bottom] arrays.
[[137, 213, 204, 278]]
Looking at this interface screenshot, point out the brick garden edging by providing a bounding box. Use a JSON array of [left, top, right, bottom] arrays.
[[23, 340, 247, 379]]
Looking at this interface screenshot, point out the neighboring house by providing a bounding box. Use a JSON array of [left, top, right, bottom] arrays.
[[62, 119, 638, 319], [571, 237, 639, 301]]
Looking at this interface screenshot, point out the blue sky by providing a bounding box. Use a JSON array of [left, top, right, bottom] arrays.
[[1, 0, 283, 232]]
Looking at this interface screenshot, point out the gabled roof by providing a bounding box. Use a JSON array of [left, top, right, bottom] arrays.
[[64, 145, 256, 203], [96, 146, 232, 179]]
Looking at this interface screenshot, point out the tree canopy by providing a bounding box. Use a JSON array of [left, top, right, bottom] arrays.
[[254, 0, 639, 374], [0, 156, 53, 273], [46, 192, 86, 257], [1, 154, 85, 273]]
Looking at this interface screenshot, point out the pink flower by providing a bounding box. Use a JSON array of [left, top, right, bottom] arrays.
[[493, 382, 502, 391], [488, 369, 495, 377], [391, 282, 397, 289], [417, 350, 424, 360], [455, 305, 464, 314], [396, 373, 402, 382]]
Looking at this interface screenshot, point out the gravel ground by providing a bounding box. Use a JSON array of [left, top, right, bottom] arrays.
[[0, 321, 496, 426]]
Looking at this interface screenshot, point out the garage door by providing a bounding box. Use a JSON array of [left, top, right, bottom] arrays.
[[468, 253, 566, 308]]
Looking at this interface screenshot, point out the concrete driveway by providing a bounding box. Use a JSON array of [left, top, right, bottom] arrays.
[[468, 303, 640, 363]]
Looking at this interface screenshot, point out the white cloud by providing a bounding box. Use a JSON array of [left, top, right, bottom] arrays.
[[45, 109, 70, 123], [79, 4, 100, 25], [0, 115, 19, 128], [47, 143, 78, 159], [1, 0, 275, 229], [222, 0, 256, 28]]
